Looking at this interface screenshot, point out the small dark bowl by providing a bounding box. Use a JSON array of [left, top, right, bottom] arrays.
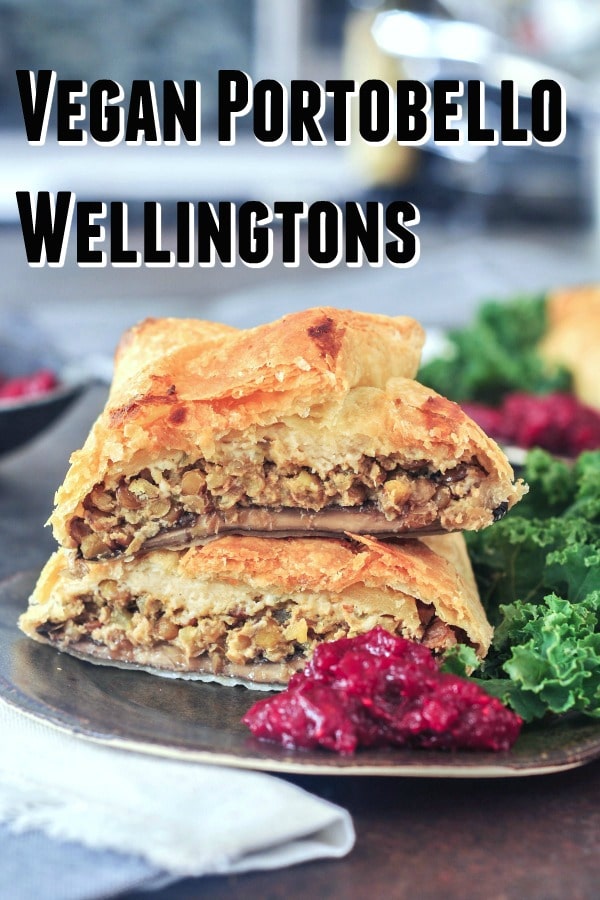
[[0, 378, 88, 457], [0, 320, 103, 458]]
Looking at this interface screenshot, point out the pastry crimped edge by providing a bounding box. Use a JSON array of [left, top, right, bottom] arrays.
[[19, 532, 492, 688]]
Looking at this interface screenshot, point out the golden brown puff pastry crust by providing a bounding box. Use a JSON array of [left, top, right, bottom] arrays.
[[539, 285, 600, 409], [110, 316, 240, 400], [50, 307, 523, 557], [111, 307, 424, 408], [19, 533, 492, 686]]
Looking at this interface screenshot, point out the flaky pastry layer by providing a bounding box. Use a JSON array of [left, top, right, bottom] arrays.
[[19, 533, 492, 685], [49, 308, 524, 559]]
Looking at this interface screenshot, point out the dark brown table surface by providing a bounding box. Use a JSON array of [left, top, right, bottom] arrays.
[[128, 764, 600, 900], [1, 224, 599, 899]]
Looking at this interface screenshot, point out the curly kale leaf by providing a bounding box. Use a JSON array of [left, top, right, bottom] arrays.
[[466, 450, 600, 622], [460, 450, 600, 721], [515, 448, 600, 521], [568, 451, 600, 521], [418, 295, 571, 404], [440, 643, 480, 677], [480, 594, 600, 722]]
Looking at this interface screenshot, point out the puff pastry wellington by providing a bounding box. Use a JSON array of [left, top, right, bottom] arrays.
[[539, 284, 600, 409], [19, 533, 492, 685], [21, 307, 527, 684], [50, 308, 525, 560]]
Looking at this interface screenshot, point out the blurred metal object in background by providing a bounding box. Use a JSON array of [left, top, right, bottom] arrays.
[[345, 0, 599, 225], [0, 0, 598, 226]]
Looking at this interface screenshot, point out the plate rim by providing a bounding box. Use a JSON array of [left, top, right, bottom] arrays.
[[0, 694, 588, 778], [4, 569, 600, 779]]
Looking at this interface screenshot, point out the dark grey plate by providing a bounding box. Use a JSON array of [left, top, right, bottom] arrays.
[[3, 570, 600, 777]]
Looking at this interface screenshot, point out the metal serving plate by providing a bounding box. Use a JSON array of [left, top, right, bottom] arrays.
[[3, 570, 600, 778]]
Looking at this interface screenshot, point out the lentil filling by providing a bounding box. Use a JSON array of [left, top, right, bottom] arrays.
[[69, 454, 489, 559], [35, 584, 462, 677]]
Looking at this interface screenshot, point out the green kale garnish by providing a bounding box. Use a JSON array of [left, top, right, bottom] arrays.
[[418, 295, 571, 404], [451, 449, 600, 722], [480, 593, 600, 721], [422, 293, 597, 723]]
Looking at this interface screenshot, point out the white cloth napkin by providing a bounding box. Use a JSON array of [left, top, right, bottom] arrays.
[[0, 699, 354, 880]]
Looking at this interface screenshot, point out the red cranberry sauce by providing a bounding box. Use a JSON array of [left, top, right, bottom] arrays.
[[462, 392, 600, 457], [0, 369, 58, 401], [242, 628, 522, 755]]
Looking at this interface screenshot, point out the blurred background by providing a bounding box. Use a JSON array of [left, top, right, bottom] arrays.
[[1, 0, 600, 351], [1, 12, 600, 899], [1, 0, 600, 572]]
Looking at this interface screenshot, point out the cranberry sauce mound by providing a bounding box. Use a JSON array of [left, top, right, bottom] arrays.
[[242, 627, 522, 755]]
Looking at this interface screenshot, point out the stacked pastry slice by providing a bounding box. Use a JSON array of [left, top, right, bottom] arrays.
[[20, 308, 526, 685]]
